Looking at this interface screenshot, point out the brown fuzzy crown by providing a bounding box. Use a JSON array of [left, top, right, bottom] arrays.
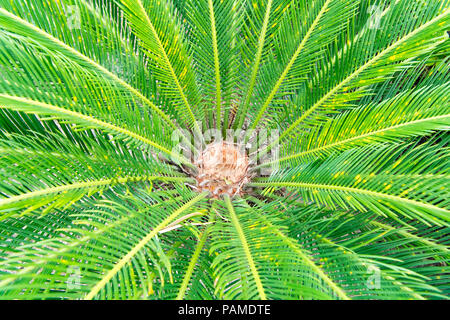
[[193, 141, 249, 198]]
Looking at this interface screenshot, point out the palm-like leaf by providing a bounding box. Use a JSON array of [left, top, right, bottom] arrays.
[[0, 0, 448, 300]]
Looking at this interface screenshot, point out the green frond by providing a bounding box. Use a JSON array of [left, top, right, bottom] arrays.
[[183, 0, 245, 132], [176, 206, 216, 300], [232, 0, 274, 130], [261, 1, 449, 155], [260, 74, 450, 167], [247, 0, 359, 134], [0, 131, 190, 220], [0, 189, 208, 299], [258, 199, 449, 299], [208, 198, 353, 299], [0, 5, 179, 133], [252, 140, 449, 226], [118, 0, 203, 137], [0, 94, 192, 166], [84, 192, 208, 299]]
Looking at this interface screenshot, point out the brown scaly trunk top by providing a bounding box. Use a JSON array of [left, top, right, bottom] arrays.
[[193, 141, 249, 198]]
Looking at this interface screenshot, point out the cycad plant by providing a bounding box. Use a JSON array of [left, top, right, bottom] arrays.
[[0, 0, 449, 300]]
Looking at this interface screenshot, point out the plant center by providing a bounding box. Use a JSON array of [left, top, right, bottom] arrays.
[[193, 141, 249, 198]]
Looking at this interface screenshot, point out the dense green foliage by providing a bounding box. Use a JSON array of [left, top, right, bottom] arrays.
[[0, 0, 449, 299]]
